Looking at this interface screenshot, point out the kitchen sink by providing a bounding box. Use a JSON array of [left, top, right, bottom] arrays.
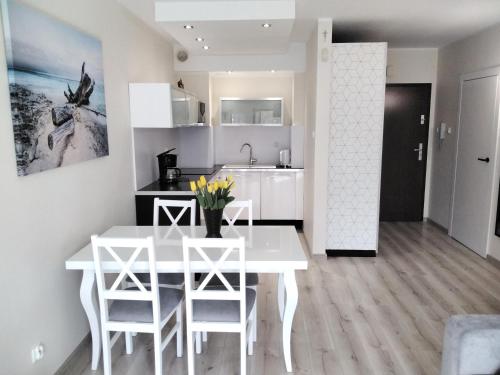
[[222, 164, 276, 169]]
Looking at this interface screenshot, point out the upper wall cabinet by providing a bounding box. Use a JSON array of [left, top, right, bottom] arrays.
[[220, 98, 283, 126], [129, 83, 205, 128]]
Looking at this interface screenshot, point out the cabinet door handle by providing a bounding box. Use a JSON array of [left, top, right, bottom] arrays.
[[478, 157, 490, 163]]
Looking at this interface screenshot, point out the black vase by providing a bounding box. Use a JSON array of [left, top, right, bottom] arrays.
[[203, 208, 223, 238]]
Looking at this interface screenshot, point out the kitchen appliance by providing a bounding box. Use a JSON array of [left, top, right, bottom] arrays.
[[278, 149, 291, 168], [157, 148, 182, 182]]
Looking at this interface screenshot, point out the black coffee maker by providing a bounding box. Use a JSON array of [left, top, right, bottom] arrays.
[[157, 148, 182, 183]]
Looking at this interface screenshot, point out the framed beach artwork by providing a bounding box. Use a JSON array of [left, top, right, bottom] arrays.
[[1, 0, 108, 176]]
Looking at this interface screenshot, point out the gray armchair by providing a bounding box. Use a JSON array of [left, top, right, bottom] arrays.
[[441, 315, 500, 375]]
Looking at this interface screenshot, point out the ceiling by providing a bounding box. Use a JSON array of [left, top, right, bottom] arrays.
[[118, 0, 500, 55]]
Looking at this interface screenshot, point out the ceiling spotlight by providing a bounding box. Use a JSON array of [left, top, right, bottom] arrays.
[[271, 70, 276, 73], [195, 37, 204, 42], [227, 71, 232, 74], [262, 23, 271, 28], [203, 45, 210, 50], [184, 25, 194, 29]]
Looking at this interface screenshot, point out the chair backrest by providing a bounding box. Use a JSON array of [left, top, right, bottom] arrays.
[[223, 200, 253, 225], [182, 236, 246, 323], [153, 198, 196, 226], [91, 235, 160, 327]]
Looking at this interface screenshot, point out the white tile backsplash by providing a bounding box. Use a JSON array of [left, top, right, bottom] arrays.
[[214, 126, 291, 165]]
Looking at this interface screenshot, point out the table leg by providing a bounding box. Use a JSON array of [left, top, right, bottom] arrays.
[[282, 270, 298, 373], [80, 269, 100, 371], [278, 272, 285, 321]]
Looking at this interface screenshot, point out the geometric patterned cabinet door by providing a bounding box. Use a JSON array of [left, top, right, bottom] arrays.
[[326, 43, 387, 252]]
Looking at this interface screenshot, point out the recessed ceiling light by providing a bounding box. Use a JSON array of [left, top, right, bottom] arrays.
[[271, 70, 276, 73], [184, 25, 194, 29], [227, 71, 232, 74], [195, 37, 204, 42], [203, 45, 210, 50], [262, 23, 271, 28]]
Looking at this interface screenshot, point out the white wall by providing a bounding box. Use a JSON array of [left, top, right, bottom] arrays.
[[387, 48, 438, 218], [210, 72, 294, 126], [302, 18, 332, 255], [0, 0, 174, 373], [429, 22, 500, 260], [302, 24, 318, 254], [133, 128, 178, 189], [174, 42, 306, 72]]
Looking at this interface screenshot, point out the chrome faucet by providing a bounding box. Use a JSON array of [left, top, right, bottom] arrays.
[[240, 143, 257, 165]]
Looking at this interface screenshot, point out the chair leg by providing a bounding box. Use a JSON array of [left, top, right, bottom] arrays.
[[125, 332, 134, 355], [247, 322, 254, 356], [153, 331, 162, 375], [186, 330, 195, 375], [195, 331, 202, 354], [252, 297, 257, 342], [202, 331, 208, 342], [102, 330, 112, 375], [176, 304, 183, 358], [240, 329, 247, 375]]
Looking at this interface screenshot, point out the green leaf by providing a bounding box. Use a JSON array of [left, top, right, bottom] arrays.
[[206, 192, 213, 208], [197, 196, 206, 208], [217, 198, 226, 209]]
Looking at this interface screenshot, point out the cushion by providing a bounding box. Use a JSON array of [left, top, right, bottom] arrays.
[[128, 272, 184, 286], [441, 315, 500, 375], [109, 287, 183, 323], [193, 287, 256, 323], [199, 272, 259, 287]]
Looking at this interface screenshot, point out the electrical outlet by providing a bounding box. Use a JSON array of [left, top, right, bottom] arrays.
[[31, 344, 44, 363]]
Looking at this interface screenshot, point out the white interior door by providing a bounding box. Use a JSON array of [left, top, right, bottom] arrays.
[[451, 73, 500, 257]]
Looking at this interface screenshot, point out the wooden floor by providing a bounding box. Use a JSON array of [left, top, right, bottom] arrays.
[[71, 222, 500, 375]]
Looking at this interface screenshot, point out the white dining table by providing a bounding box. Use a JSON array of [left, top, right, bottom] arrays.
[[65, 225, 308, 373]]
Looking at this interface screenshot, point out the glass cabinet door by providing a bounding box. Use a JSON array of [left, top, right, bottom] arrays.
[[186, 93, 199, 125], [220, 98, 283, 126], [171, 88, 188, 126]]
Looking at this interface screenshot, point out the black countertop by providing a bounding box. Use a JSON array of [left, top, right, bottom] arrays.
[[136, 164, 304, 195], [137, 166, 223, 194]]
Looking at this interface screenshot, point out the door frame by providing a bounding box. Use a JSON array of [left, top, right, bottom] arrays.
[[381, 83, 432, 221], [449, 66, 500, 257]]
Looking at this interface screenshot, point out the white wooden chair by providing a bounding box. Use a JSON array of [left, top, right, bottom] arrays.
[[91, 235, 183, 375], [183, 236, 256, 375], [223, 199, 253, 226], [199, 200, 259, 348], [132, 198, 196, 289]]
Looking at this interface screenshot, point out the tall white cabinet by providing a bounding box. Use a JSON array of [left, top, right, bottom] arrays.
[[326, 43, 387, 253]]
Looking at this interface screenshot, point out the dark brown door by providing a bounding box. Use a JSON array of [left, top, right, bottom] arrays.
[[380, 84, 431, 221]]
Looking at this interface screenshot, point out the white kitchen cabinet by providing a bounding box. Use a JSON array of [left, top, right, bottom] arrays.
[[213, 169, 303, 221], [213, 170, 261, 220], [261, 172, 296, 219], [129, 83, 204, 128], [129, 83, 174, 128]]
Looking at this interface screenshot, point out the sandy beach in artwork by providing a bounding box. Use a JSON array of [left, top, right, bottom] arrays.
[[3, 0, 108, 176]]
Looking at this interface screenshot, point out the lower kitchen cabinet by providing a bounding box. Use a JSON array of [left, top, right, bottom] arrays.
[[212, 169, 303, 221], [214, 170, 261, 220], [261, 172, 296, 219], [135, 194, 201, 225]]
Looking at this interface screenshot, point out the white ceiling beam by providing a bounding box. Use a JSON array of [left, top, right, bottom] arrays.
[[155, 1, 295, 22]]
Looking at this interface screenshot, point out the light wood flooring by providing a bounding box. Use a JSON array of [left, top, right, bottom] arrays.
[[70, 222, 500, 375]]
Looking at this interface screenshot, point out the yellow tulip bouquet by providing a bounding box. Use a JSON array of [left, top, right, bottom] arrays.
[[190, 175, 235, 210]]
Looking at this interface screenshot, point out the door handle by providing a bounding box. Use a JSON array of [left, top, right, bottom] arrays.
[[478, 157, 490, 163], [413, 143, 423, 161]]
